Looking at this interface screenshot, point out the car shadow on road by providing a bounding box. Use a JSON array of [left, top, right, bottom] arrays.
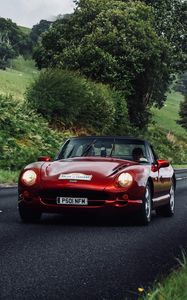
[[37, 211, 158, 227]]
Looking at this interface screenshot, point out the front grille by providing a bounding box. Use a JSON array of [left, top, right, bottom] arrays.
[[39, 188, 115, 206]]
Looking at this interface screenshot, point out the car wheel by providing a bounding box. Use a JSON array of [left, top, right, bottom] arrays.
[[156, 181, 175, 217], [18, 204, 41, 223], [138, 183, 152, 225]]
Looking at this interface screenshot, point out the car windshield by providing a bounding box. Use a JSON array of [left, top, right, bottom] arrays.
[[57, 137, 149, 162]]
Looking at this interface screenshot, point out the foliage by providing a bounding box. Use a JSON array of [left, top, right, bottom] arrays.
[[107, 90, 131, 135], [0, 17, 32, 68], [26, 69, 129, 134], [0, 94, 66, 170], [175, 72, 187, 95], [30, 19, 52, 47], [176, 72, 187, 129], [178, 95, 187, 130], [142, 127, 187, 164], [33, 0, 186, 128], [0, 170, 19, 184], [143, 0, 187, 72]]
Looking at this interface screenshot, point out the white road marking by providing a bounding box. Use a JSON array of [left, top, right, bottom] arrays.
[[176, 177, 187, 181]]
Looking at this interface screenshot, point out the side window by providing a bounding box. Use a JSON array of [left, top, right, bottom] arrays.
[[149, 145, 158, 163]]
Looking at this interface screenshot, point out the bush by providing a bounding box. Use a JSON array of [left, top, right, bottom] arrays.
[[26, 69, 130, 134], [0, 94, 67, 170], [142, 126, 187, 164]]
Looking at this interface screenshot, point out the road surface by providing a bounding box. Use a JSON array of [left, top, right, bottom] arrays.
[[0, 179, 187, 300]]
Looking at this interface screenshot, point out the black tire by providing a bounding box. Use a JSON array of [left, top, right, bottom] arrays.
[[18, 204, 41, 223], [156, 182, 175, 217], [138, 182, 152, 225]]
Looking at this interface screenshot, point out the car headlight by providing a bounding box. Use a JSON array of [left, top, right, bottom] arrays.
[[21, 170, 37, 186], [117, 173, 133, 187]]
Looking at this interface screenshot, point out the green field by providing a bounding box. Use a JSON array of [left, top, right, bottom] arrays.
[[0, 56, 38, 101], [152, 91, 186, 138]]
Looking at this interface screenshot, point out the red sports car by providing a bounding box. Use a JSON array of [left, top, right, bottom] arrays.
[[18, 136, 175, 225]]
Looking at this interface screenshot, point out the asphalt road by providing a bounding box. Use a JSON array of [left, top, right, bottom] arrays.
[[0, 180, 187, 300]]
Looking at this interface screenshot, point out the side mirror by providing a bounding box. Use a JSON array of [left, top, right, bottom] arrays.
[[157, 159, 170, 168], [151, 159, 169, 172], [38, 156, 51, 162]]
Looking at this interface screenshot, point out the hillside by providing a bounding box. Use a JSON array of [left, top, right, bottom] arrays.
[[0, 56, 186, 166], [19, 25, 31, 35], [151, 91, 186, 139], [0, 57, 184, 134], [0, 56, 38, 101]]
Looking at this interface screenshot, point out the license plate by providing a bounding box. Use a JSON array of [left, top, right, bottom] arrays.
[[56, 197, 88, 206]]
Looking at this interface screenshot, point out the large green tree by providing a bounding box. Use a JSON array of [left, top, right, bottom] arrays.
[[143, 0, 187, 72], [33, 0, 186, 128]]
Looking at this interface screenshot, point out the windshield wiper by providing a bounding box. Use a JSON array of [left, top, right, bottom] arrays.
[[81, 139, 97, 157]]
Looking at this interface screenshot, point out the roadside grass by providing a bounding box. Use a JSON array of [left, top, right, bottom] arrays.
[[141, 252, 187, 300], [0, 56, 38, 101], [173, 164, 187, 169], [0, 170, 19, 185]]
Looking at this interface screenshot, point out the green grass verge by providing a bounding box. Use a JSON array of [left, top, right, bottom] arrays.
[[0, 56, 38, 101], [141, 253, 187, 300], [0, 170, 19, 185]]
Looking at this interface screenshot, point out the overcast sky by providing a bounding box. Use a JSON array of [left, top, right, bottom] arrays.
[[0, 0, 75, 28]]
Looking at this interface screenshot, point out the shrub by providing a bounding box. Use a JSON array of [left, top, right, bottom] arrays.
[[26, 69, 130, 134], [143, 126, 187, 164], [0, 94, 67, 170], [26, 69, 86, 126]]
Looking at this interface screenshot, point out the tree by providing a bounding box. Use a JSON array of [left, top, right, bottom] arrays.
[[143, 0, 187, 72], [178, 95, 187, 129], [175, 73, 187, 95], [33, 0, 186, 128], [177, 73, 187, 129], [30, 20, 52, 47], [0, 17, 31, 68]]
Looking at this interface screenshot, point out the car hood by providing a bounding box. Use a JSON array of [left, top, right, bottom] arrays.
[[41, 157, 135, 185]]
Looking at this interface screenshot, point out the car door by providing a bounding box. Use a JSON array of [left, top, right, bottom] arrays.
[[148, 144, 171, 205], [146, 144, 161, 200]]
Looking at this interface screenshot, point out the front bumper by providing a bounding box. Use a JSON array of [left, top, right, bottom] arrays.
[[18, 189, 143, 214]]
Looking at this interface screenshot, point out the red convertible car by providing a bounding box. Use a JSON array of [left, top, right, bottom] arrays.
[[18, 136, 175, 225]]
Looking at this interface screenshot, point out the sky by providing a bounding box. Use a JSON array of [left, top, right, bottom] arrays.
[[0, 0, 75, 28]]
